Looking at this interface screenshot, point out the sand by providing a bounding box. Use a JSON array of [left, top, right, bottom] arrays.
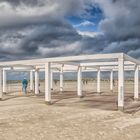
[[0, 80, 140, 140]]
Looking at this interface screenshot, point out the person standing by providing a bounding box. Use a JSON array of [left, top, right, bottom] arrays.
[[22, 77, 28, 94]]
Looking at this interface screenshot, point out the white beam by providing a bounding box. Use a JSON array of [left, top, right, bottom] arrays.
[[50, 71, 53, 90], [134, 65, 139, 100], [60, 66, 63, 92], [97, 69, 101, 93], [3, 70, 7, 93], [0, 68, 2, 100], [118, 57, 124, 110], [30, 70, 34, 92], [45, 62, 51, 104], [124, 54, 140, 65], [0, 53, 123, 66], [110, 70, 113, 91], [80, 61, 134, 67], [57, 61, 79, 66], [35, 70, 39, 94], [77, 67, 83, 97]]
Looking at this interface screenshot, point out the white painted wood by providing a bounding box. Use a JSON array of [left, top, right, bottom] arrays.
[[0, 52, 139, 109], [118, 57, 124, 108], [3, 70, 7, 93], [97, 69, 101, 93], [77, 67, 82, 97], [134, 65, 139, 100], [0, 69, 2, 99], [35, 70, 39, 94], [45, 62, 51, 103], [0, 53, 122, 66], [30, 70, 34, 91], [60, 66, 63, 92], [110, 70, 113, 91], [124, 54, 140, 65], [50, 71, 53, 90], [80, 61, 134, 67]]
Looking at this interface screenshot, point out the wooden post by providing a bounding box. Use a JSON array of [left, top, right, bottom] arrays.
[[60, 65, 63, 92], [134, 65, 139, 100], [30, 70, 34, 92], [97, 69, 101, 93], [3, 70, 7, 93], [45, 62, 51, 104], [77, 66, 83, 98], [110, 70, 113, 92], [35, 69, 39, 94], [118, 57, 124, 110], [0, 68, 3, 100]]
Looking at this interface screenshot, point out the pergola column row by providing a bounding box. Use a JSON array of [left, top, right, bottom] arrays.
[[0, 69, 40, 98], [0, 59, 139, 111], [44, 61, 139, 110]]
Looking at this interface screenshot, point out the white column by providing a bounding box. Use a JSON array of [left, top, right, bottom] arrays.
[[0, 68, 2, 100], [45, 62, 51, 104], [118, 57, 124, 110], [97, 69, 101, 93], [30, 70, 34, 92], [134, 65, 139, 100], [110, 70, 113, 91], [3, 70, 7, 93], [60, 66, 63, 92], [35, 69, 39, 94], [77, 66, 83, 97], [50, 71, 53, 90]]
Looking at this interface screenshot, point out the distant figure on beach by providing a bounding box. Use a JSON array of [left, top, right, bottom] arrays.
[[54, 80, 57, 85], [83, 80, 85, 85], [22, 78, 28, 94], [39, 83, 41, 93], [113, 79, 115, 86]]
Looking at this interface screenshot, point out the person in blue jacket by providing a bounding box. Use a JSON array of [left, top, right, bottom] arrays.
[[22, 77, 28, 94]]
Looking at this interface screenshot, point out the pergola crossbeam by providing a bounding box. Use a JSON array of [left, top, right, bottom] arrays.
[[0, 52, 139, 111]]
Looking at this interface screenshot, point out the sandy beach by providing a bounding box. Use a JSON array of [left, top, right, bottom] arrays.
[[0, 80, 140, 140]]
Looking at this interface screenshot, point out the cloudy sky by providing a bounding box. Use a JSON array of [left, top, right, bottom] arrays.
[[0, 0, 140, 61]]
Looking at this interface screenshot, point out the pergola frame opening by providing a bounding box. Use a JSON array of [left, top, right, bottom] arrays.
[[0, 53, 139, 110]]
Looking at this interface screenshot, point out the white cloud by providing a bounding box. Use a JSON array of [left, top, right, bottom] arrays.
[[78, 31, 102, 37], [74, 20, 95, 28]]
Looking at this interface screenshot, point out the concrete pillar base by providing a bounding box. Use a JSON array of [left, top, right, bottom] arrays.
[[118, 106, 124, 111], [79, 95, 84, 98], [134, 98, 139, 101], [45, 101, 52, 105], [60, 88, 63, 92]]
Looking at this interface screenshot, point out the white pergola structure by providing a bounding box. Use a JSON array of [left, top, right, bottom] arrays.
[[0, 53, 139, 110]]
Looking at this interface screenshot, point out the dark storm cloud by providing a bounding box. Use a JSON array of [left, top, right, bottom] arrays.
[[19, 21, 81, 55], [96, 0, 140, 58], [0, 0, 140, 61], [0, 0, 90, 60]]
